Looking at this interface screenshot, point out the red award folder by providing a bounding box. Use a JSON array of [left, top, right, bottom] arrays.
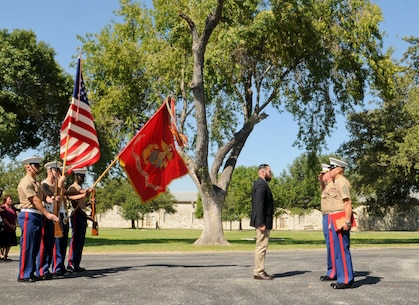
[[330, 211, 356, 231]]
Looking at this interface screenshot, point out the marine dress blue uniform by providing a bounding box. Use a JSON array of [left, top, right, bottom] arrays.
[[52, 198, 70, 275], [17, 158, 44, 281], [67, 168, 88, 272], [322, 174, 354, 287], [36, 178, 56, 278]]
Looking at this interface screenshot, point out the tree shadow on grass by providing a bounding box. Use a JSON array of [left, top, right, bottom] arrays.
[[230, 237, 419, 247], [84, 236, 419, 247], [84, 237, 198, 247], [351, 238, 419, 245]]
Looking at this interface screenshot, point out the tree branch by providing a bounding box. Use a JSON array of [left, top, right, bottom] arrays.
[[179, 0, 224, 188], [210, 113, 268, 185]]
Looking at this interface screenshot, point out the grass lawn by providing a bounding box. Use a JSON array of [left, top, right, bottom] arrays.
[[10, 228, 418, 254]]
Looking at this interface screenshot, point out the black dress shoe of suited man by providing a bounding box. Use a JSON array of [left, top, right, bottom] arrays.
[[331, 282, 353, 289], [17, 275, 39, 283], [320, 275, 336, 281], [254, 272, 274, 280]]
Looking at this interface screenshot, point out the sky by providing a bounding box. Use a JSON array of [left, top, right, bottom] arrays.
[[1, 0, 418, 192]]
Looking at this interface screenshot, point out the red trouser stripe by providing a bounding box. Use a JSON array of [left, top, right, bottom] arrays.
[[338, 232, 349, 284], [19, 212, 29, 279], [328, 215, 336, 278], [38, 219, 46, 276]]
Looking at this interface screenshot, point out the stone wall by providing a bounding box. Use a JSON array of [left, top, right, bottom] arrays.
[[355, 206, 419, 231]]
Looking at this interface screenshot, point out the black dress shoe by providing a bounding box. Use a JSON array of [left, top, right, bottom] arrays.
[[254, 272, 274, 280], [17, 275, 38, 283], [67, 265, 86, 272], [17, 278, 35, 283], [53, 270, 66, 277], [331, 282, 353, 289], [39, 272, 53, 280], [320, 275, 336, 281]]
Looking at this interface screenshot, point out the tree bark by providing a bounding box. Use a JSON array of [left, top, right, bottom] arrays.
[[194, 191, 229, 245], [180, 1, 228, 245]]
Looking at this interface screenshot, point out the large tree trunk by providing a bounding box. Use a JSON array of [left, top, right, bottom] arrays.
[[180, 1, 227, 246], [194, 192, 229, 245]]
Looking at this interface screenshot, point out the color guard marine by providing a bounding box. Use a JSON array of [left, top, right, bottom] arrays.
[[17, 157, 59, 282], [36, 161, 63, 280], [66, 167, 91, 272]]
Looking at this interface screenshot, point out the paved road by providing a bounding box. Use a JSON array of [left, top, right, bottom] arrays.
[[1, 248, 418, 305]]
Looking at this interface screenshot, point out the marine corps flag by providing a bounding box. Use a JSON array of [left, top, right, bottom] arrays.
[[119, 100, 188, 202]]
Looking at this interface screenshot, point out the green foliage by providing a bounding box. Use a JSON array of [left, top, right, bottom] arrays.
[[194, 193, 203, 219], [79, 0, 390, 173], [223, 166, 256, 222], [96, 177, 133, 212], [0, 160, 22, 202], [0, 29, 73, 158], [95, 177, 176, 227], [75, 0, 391, 244], [273, 154, 324, 215], [339, 38, 419, 215]]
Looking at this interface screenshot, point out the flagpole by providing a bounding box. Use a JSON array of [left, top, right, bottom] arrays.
[[61, 54, 80, 176], [164, 96, 186, 148], [60, 134, 71, 223], [75, 52, 82, 121], [89, 97, 186, 190], [90, 99, 169, 190], [164, 96, 176, 124], [61, 135, 70, 177], [90, 154, 120, 189]]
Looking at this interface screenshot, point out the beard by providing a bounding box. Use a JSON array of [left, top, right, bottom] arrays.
[[265, 176, 272, 182]]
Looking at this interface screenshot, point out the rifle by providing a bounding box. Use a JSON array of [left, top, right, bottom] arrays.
[[90, 188, 98, 236], [53, 174, 64, 238], [69, 187, 99, 235]]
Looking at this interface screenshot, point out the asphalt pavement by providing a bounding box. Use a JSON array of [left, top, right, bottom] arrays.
[[1, 248, 418, 305]]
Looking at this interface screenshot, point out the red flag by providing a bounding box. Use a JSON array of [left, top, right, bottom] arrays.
[[119, 101, 188, 202], [60, 57, 100, 172]]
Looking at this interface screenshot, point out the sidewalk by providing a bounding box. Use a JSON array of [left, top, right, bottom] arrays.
[[1, 248, 417, 305]]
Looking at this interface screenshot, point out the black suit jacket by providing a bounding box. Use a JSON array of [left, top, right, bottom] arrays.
[[250, 177, 274, 230]]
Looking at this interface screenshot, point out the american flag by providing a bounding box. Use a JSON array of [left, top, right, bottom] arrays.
[[60, 57, 100, 172]]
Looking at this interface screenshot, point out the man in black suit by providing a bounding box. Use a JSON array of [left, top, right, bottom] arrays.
[[250, 164, 274, 280]]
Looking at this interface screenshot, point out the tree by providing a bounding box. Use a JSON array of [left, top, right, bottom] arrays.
[[275, 154, 323, 214], [80, 0, 391, 244], [0, 161, 22, 203], [0, 29, 73, 158], [95, 177, 176, 228], [223, 166, 256, 230], [339, 37, 419, 215]]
